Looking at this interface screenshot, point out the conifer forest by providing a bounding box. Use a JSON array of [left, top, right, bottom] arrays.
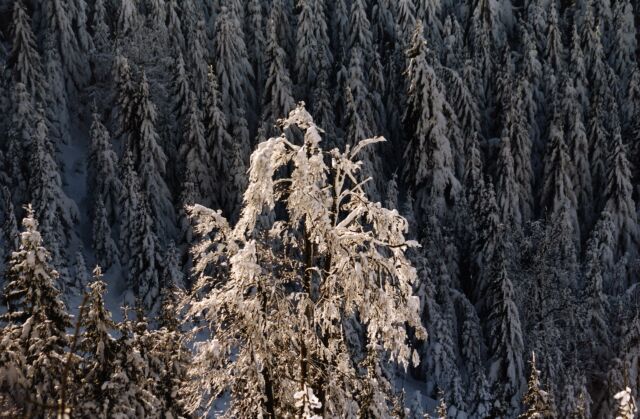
[[3, 0, 640, 417]]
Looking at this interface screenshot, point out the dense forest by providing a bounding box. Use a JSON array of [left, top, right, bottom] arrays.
[[0, 0, 639, 417]]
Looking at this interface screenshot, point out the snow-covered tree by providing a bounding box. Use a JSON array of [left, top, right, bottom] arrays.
[[29, 111, 79, 277], [40, 0, 90, 91], [487, 236, 525, 415], [125, 194, 163, 314], [403, 23, 460, 220], [92, 196, 119, 270], [1, 186, 20, 257], [260, 15, 295, 138], [100, 311, 159, 417], [90, 0, 112, 82], [76, 267, 118, 417], [295, 0, 332, 103], [562, 77, 593, 232], [541, 114, 579, 245], [170, 52, 191, 143], [0, 205, 72, 417], [179, 91, 213, 206], [133, 73, 175, 240], [185, 104, 425, 417], [88, 111, 122, 220], [614, 387, 636, 419], [214, 5, 254, 148], [118, 149, 141, 269], [187, 19, 209, 97], [6, 82, 35, 204], [603, 124, 639, 266], [519, 352, 556, 418], [8, 0, 46, 101]]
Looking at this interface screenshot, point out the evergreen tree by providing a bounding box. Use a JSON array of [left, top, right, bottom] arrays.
[[603, 124, 639, 266], [133, 73, 175, 240], [41, 0, 90, 91], [170, 52, 191, 144], [76, 267, 118, 417], [8, 0, 46, 101], [113, 53, 137, 142], [92, 196, 119, 270], [214, 5, 254, 151], [179, 91, 213, 206], [562, 77, 593, 232], [519, 352, 556, 418], [496, 124, 521, 227], [541, 114, 579, 245], [203, 67, 231, 207], [582, 214, 612, 363], [260, 16, 295, 138], [90, 0, 112, 82], [88, 111, 122, 220], [245, 0, 266, 108], [29, 111, 79, 277], [118, 150, 141, 270], [403, 23, 460, 220], [6, 82, 35, 204], [295, 0, 332, 103], [126, 195, 163, 314], [1, 186, 20, 256], [187, 19, 209, 97], [487, 236, 525, 415], [0, 206, 72, 417]]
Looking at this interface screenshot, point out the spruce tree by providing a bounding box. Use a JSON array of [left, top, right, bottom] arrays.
[[6, 82, 35, 204], [214, 5, 254, 151], [403, 23, 460, 220], [41, 0, 90, 91], [29, 111, 79, 279], [133, 73, 175, 240], [179, 91, 213, 206], [520, 352, 555, 418], [8, 0, 46, 101], [88, 111, 122, 221], [487, 236, 525, 415], [603, 124, 639, 265], [541, 114, 579, 245], [0, 206, 72, 417], [260, 15, 295, 138], [126, 195, 163, 314], [76, 267, 118, 417], [92, 196, 119, 270], [203, 66, 230, 198]]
